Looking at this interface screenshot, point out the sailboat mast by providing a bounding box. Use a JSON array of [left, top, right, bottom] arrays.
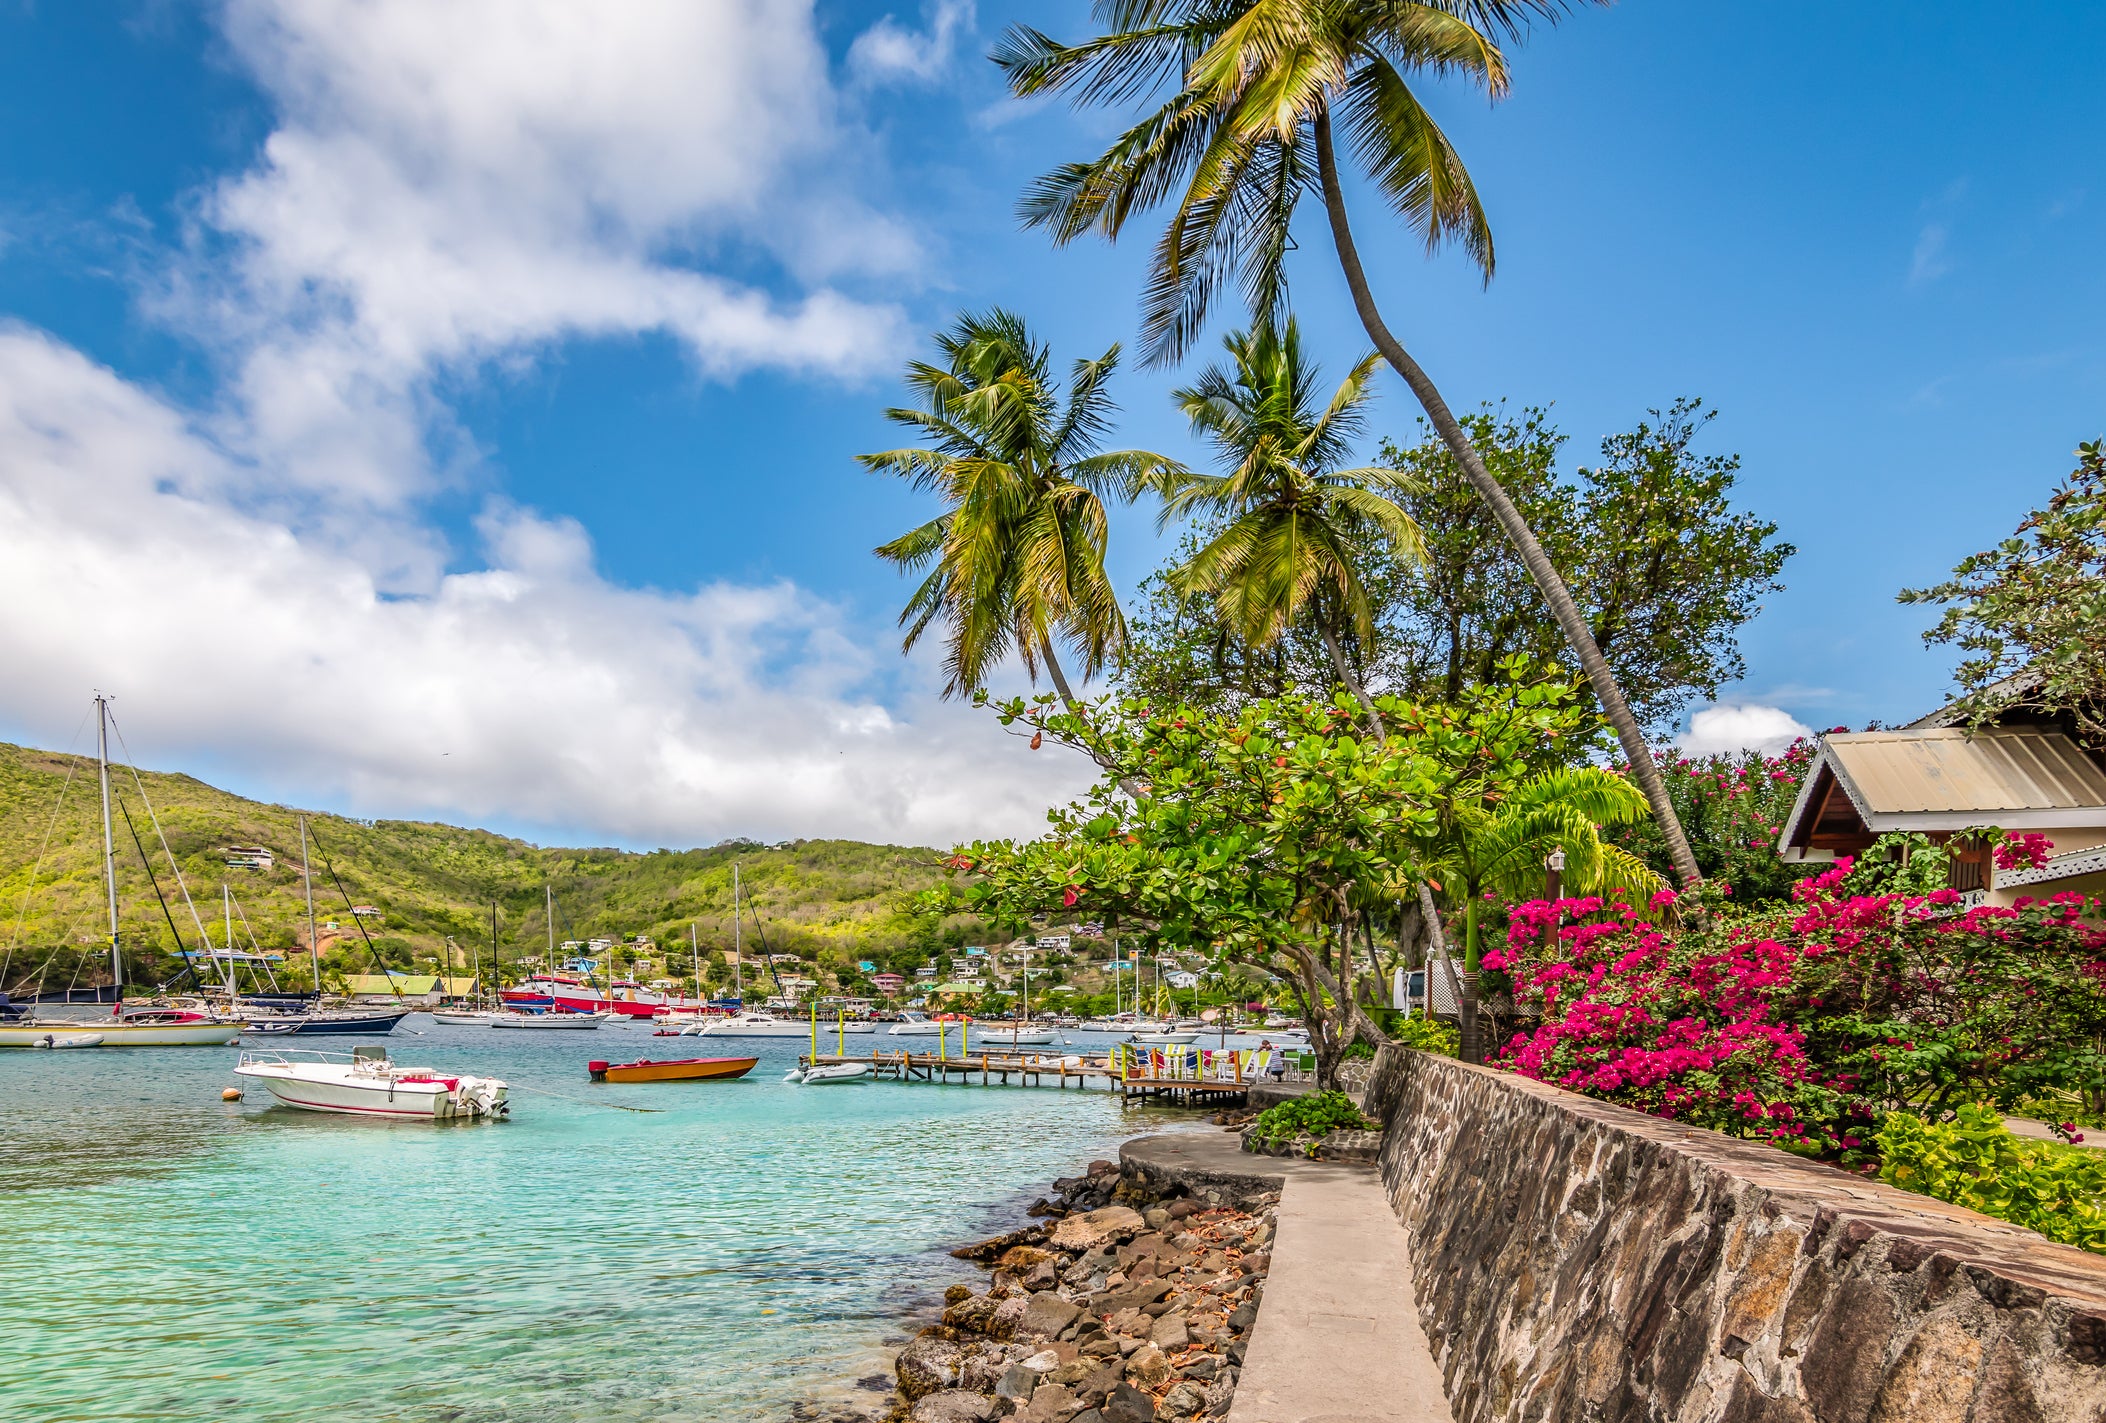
[[732, 863, 743, 999], [490, 902, 499, 1011], [690, 922, 699, 1007], [96, 694, 122, 1001], [301, 817, 320, 997], [224, 883, 236, 995]]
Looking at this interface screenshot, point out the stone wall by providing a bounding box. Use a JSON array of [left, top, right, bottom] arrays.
[[1367, 1046, 2106, 1423]]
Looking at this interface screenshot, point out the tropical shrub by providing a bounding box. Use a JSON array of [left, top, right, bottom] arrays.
[[1607, 739, 1820, 905], [1391, 1012, 1460, 1058], [1877, 1104, 2106, 1254], [1490, 869, 2106, 1159], [1248, 1091, 1375, 1152]]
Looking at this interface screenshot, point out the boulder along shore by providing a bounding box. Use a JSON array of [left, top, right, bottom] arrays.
[[880, 1150, 1278, 1423]]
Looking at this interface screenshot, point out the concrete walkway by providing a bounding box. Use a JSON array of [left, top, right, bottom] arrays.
[[1122, 1133, 1453, 1423]]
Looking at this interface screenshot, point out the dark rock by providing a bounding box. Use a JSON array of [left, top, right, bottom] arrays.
[[945, 1285, 975, 1306], [1177, 1354, 1219, 1381], [1165, 1200, 1197, 1221], [897, 1335, 967, 1401], [1087, 1160, 1117, 1178], [1154, 1381, 1208, 1421], [944, 1292, 1004, 1335], [1226, 1299, 1258, 1333], [996, 1364, 1038, 1401], [1102, 1383, 1157, 1423], [1149, 1312, 1189, 1352], [909, 1389, 996, 1423], [1068, 1413, 1107, 1423], [1018, 1292, 1082, 1340]]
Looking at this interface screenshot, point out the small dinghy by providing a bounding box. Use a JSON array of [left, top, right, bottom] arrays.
[[785, 1061, 873, 1085], [587, 1056, 758, 1083], [29, 1033, 104, 1049]]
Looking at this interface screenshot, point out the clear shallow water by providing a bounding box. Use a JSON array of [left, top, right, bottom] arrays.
[[0, 1020, 1198, 1422]]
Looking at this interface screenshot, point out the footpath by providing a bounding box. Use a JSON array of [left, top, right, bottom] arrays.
[[1120, 1134, 1452, 1423]]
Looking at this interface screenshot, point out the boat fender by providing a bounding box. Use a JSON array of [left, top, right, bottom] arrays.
[[222, 1088, 243, 1101]]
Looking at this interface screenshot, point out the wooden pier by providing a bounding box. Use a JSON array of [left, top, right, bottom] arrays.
[[799, 1046, 1258, 1107]]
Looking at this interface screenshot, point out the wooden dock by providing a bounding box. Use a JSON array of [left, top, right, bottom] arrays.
[[800, 1046, 1257, 1106]]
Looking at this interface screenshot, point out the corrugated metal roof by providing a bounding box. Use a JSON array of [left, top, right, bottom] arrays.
[[1827, 729, 2106, 813]]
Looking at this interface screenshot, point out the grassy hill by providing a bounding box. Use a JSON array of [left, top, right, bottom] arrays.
[[0, 740, 983, 996]]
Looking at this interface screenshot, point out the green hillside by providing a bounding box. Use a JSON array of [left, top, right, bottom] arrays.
[[0, 740, 984, 997]]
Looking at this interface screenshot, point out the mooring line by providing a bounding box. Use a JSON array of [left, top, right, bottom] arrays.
[[505, 1080, 664, 1114]]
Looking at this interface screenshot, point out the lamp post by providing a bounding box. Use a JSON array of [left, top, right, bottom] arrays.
[[1544, 847, 1566, 905]]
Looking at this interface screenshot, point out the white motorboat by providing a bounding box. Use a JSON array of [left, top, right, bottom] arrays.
[[686, 1012, 872, 1038], [27, 1032, 103, 1049], [1131, 1029, 1202, 1045], [786, 1061, 872, 1085], [428, 1010, 504, 1026], [233, 1047, 508, 1119], [486, 1010, 609, 1029], [885, 1013, 953, 1037], [972, 1025, 1062, 1046]]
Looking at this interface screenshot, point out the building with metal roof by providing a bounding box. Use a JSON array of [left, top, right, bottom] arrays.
[[1778, 727, 2106, 904]]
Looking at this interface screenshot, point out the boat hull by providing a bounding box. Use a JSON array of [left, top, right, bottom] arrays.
[[486, 1012, 607, 1029], [233, 1060, 507, 1118], [588, 1056, 758, 1083], [0, 1020, 240, 1047], [688, 1019, 873, 1038], [243, 1010, 413, 1036]]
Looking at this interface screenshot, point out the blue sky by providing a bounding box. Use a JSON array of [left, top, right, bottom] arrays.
[[1, 1, 2101, 849]]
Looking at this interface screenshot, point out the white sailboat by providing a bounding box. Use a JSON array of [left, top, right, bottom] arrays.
[[0, 697, 242, 1048]]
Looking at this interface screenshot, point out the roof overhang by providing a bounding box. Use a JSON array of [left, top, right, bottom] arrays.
[[1778, 728, 2106, 856]]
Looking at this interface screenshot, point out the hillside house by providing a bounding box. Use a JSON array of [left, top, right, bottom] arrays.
[[870, 972, 905, 995]]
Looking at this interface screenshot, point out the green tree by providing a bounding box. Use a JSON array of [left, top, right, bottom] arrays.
[[860, 309, 1180, 703], [1900, 440, 2106, 743], [944, 671, 1591, 1086], [1158, 320, 1424, 726], [1121, 402, 1791, 734], [996, 1, 1709, 890]]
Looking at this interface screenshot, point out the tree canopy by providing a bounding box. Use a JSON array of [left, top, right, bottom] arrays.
[[1119, 400, 1792, 734], [1900, 439, 2106, 743]]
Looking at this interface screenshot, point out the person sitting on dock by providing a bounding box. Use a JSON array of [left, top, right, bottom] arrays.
[[1259, 1040, 1286, 1082]]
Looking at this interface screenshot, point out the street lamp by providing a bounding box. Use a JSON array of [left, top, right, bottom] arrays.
[[1544, 846, 1566, 904]]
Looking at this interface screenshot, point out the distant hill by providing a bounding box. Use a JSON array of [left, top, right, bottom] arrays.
[[0, 740, 978, 996]]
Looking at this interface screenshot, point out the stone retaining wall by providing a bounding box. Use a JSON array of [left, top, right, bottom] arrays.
[[1367, 1046, 2106, 1423]]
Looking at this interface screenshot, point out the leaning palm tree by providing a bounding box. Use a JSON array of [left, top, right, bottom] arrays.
[[860, 309, 1179, 704], [1161, 319, 1424, 731], [994, 1, 1705, 892]]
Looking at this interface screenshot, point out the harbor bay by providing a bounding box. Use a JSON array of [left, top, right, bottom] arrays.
[[1, 1026, 1193, 1423]]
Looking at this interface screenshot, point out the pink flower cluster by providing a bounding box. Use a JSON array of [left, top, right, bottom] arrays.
[[1993, 831, 2055, 872]]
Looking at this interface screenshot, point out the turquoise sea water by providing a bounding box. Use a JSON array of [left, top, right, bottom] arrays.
[[0, 1022, 1196, 1422]]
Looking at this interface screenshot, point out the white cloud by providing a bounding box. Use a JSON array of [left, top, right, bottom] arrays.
[[159, 0, 914, 528], [1907, 221, 1951, 288], [1677, 702, 1816, 758], [848, 1, 975, 86], [0, 5, 1107, 848], [0, 328, 1091, 846]]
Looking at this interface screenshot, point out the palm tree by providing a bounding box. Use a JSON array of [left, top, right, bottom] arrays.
[[1160, 319, 1424, 732], [860, 309, 1179, 704], [994, 1, 1706, 892], [1416, 763, 1658, 1059]]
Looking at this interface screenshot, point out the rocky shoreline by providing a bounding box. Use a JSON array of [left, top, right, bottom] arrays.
[[807, 1141, 1277, 1423]]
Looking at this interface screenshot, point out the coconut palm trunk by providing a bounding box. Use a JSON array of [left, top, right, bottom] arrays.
[[1316, 621, 1386, 739], [1313, 109, 1704, 894]]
